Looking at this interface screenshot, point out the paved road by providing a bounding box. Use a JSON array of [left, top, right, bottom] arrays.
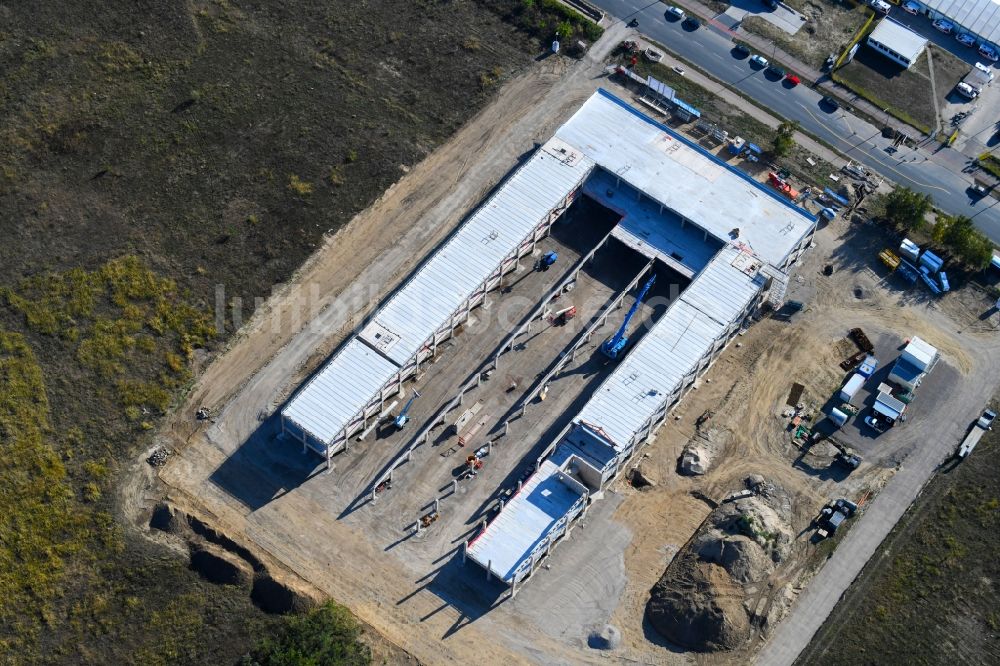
[[590, 0, 1000, 242]]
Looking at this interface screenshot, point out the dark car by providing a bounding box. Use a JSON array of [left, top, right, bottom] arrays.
[[732, 43, 751, 58], [683, 16, 701, 29], [766, 63, 785, 76], [821, 95, 840, 111]]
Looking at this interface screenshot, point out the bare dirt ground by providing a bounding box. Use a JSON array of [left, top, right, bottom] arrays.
[[128, 21, 1000, 666]]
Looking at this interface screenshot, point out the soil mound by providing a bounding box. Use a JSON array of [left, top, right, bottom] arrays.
[[646, 481, 794, 651]]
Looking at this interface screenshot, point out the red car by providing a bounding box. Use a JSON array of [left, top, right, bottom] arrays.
[[785, 74, 801, 86]]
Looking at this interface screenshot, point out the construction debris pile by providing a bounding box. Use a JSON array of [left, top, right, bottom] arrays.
[[646, 477, 794, 651], [678, 412, 727, 475]]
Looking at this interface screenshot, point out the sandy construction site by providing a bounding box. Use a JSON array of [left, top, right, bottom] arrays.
[[126, 23, 1000, 666]]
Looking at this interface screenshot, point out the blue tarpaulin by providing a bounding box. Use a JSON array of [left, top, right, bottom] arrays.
[[746, 143, 762, 154], [672, 98, 701, 119], [823, 187, 850, 207]]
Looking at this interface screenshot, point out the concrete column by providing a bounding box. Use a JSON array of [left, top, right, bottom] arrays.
[[517, 480, 523, 493], [486, 561, 492, 581], [452, 479, 459, 495], [458, 391, 464, 406], [371, 488, 377, 503], [499, 499, 505, 511], [434, 498, 440, 514], [462, 541, 468, 564], [504, 421, 510, 437]]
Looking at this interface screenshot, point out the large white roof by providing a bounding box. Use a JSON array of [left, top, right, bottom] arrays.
[[868, 18, 928, 63], [555, 90, 816, 267], [466, 459, 585, 582], [282, 339, 400, 445], [576, 246, 766, 448], [921, 0, 1000, 45], [358, 139, 596, 366]]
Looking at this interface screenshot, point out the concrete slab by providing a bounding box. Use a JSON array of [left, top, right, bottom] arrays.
[[724, 0, 806, 36]]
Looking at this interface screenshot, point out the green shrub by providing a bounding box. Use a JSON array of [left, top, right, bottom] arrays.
[[241, 602, 371, 666]]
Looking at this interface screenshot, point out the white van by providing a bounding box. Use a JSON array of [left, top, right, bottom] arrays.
[[870, 0, 891, 15]]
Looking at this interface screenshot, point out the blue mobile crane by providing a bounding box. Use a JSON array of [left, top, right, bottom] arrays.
[[394, 391, 420, 430], [601, 274, 656, 360]]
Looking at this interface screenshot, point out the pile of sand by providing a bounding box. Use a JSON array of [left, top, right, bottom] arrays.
[[646, 482, 793, 652]]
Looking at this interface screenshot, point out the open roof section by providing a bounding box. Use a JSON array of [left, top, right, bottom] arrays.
[[556, 89, 816, 268]]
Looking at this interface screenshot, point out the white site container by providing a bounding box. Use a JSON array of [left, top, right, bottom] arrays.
[[839, 373, 865, 403]]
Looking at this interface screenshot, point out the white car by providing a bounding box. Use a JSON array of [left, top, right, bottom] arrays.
[[956, 32, 976, 48], [749, 54, 768, 68], [643, 47, 664, 63], [956, 82, 980, 99], [665, 6, 684, 20], [869, 0, 890, 15], [901, 0, 920, 14], [933, 19, 954, 34], [979, 44, 999, 62]]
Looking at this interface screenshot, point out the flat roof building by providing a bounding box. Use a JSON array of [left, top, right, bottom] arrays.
[[465, 91, 817, 593], [280, 89, 816, 469], [917, 0, 1000, 49], [867, 18, 928, 68]]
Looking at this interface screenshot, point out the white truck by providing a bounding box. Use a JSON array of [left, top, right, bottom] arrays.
[[957, 409, 996, 459]]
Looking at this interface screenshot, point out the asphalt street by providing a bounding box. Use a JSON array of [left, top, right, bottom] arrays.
[[590, 0, 1000, 241]]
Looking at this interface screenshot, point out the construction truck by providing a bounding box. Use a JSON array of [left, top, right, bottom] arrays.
[[957, 409, 996, 459]]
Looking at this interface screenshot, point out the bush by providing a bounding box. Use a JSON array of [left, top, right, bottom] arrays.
[[884, 186, 933, 231], [241, 602, 370, 666], [771, 121, 798, 158], [932, 214, 995, 269]]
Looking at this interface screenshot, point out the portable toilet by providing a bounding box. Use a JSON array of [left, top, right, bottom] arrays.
[[938, 271, 950, 292], [839, 373, 865, 403], [857, 355, 878, 378]]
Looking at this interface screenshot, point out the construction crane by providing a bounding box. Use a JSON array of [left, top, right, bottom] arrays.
[[601, 273, 656, 360], [394, 391, 420, 430]]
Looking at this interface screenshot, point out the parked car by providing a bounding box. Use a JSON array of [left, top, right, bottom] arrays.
[[901, 0, 920, 14], [956, 32, 977, 47], [933, 18, 954, 34], [766, 63, 786, 77], [785, 73, 801, 86], [643, 47, 664, 63], [979, 44, 999, 62], [733, 43, 751, 57], [956, 82, 980, 99], [683, 16, 702, 29], [975, 61, 994, 80], [821, 95, 840, 110], [749, 54, 768, 68], [869, 0, 890, 15], [665, 6, 684, 20]]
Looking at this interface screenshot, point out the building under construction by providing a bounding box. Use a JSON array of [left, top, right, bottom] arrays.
[[279, 85, 816, 546], [460, 90, 817, 594]]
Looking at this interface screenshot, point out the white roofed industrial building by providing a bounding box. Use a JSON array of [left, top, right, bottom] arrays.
[[281, 87, 816, 504], [465, 91, 817, 590], [867, 18, 928, 68], [917, 0, 1000, 48]]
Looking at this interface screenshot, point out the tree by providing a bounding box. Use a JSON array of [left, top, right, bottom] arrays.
[[771, 121, 798, 158], [884, 186, 933, 231], [241, 602, 371, 666]]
